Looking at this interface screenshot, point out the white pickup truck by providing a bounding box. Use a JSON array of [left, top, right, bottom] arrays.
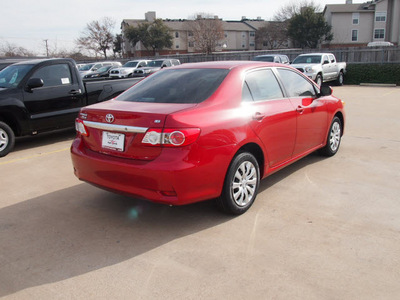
[[291, 53, 346, 86]]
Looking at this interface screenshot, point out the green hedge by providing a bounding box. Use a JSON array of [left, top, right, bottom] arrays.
[[345, 63, 400, 85]]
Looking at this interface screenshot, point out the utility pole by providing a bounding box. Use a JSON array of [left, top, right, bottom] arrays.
[[44, 39, 49, 57]]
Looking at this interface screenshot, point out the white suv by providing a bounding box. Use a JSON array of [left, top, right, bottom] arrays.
[[109, 60, 151, 78]]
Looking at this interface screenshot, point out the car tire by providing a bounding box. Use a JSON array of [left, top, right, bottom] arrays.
[[319, 116, 342, 157], [216, 152, 260, 215], [0, 121, 15, 158], [316, 74, 323, 86], [336, 71, 344, 86]]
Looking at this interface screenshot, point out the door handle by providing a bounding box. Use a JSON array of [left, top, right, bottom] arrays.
[[69, 89, 81, 95], [252, 112, 265, 121], [296, 106, 304, 114]]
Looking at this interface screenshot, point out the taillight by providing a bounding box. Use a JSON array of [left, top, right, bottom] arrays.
[[75, 119, 89, 136], [142, 128, 200, 147]]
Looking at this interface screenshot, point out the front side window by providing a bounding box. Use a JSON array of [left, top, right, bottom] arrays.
[[374, 28, 385, 39], [117, 69, 229, 104], [243, 69, 283, 101], [276, 69, 316, 98], [32, 64, 72, 87]]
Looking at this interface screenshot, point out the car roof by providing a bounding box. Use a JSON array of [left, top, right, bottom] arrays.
[[11, 58, 74, 66], [170, 61, 279, 70]]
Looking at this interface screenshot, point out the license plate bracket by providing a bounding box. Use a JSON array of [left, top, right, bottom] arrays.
[[102, 131, 125, 152]]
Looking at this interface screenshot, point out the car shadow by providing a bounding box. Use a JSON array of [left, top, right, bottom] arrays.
[[0, 151, 327, 296], [0, 184, 232, 297], [13, 128, 76, 153]]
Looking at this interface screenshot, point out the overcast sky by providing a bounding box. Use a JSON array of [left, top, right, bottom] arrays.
[[1, 0, 365, 56]]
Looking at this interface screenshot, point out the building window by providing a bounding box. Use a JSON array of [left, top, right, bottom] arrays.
[[188, 31, 193, 37], [250, 32, 255, 37], [175, 32, 179, 38], [375, 12, 386, 22], [352, 30, 358, 41], [188, 41, 194, 48], [374, 28, 385, 39], [352, 13, 359, 25], [176, 44, 180, 49]]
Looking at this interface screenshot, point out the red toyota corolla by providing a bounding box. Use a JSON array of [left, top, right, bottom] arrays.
[[71, 61, 345, 214]]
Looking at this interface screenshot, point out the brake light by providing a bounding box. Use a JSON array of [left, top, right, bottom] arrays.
[[142, 128, 200, 147], [75, 119, 89, 136]]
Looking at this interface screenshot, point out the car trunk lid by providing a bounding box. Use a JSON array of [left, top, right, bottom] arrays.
[[79, 100, 197, 160]]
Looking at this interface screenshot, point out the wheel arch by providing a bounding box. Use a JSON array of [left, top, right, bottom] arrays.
[[334, 111, 345, 136], [235, 142, 266, 178], [0, 113, 20, 137]]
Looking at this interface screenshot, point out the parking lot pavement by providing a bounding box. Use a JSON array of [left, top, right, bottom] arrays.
[[0, 86, 399, 299]]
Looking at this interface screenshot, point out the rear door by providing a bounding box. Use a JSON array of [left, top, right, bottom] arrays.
[[244, 68, 297, 167], [276, 68, 328, 157]]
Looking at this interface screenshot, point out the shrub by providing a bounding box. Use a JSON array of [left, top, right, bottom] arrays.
[[345, 63, 400, 85]]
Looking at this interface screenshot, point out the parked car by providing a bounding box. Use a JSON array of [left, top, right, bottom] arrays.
[[291, 53, 346, 86], [0, 58, 140, 157], [83, 65, 115, 79], [253, 54, 290, 64], [71, 61, 345, 215], [109, 60, 151, 79], [367, 41, 394, 47], [132, 59, 181, 77], [79, 61, 121, 77]]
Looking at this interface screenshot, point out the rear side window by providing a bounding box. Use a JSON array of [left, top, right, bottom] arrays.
[[276, 68, 316, 97], [32, 64, 72, 87], [243, 69, 283, 101], [117, 68, 229, 104]]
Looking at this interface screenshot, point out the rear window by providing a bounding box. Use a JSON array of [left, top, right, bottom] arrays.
[[117, 68, 229, 104], [253, 56, 274, 62]]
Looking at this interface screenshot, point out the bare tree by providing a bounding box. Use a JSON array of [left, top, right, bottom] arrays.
[[0, 42, 35, 57], [76, 17, 115, 59], [255, 22, 289, 50], [186, 13, 224, 54]]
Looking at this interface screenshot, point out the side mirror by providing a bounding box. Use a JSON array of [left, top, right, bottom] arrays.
[[161, 64, 167, 68], [25, 78, 44, 92], [320, 85, 332, 96]]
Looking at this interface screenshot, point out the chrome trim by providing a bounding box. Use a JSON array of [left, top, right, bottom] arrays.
[[83, 120, 148, 133]]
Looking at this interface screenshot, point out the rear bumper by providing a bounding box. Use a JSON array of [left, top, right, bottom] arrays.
[[70, 137, 229, 205]]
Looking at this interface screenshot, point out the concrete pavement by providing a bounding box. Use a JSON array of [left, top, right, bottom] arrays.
[[0, 86, 399, 299]]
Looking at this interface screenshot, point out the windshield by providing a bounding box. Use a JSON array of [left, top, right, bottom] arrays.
[[253, 56, 274, 62], [123, 61, 138, 68], [0, 64, 33, 88], [96, 66, 110, 73], [79, 64, 94, 71], [147, 60, 163, 67], [117, 68, 230, 104], [292, 55, 321, 64]]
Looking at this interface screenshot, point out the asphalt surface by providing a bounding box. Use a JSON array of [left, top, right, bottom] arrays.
[[0, 86, 399, 299]]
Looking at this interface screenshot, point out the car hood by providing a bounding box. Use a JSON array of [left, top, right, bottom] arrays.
[[291, 63, 318, 69]]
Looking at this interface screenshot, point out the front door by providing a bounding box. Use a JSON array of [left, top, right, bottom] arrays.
[[23, 63, 85, 132], [276, 68, 328, 157]]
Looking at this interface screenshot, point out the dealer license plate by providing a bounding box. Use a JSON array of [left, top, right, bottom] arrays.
[[102, 131, 125, 151]]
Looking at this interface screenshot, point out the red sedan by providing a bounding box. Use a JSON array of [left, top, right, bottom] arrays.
[[71, 61, 345, 215]]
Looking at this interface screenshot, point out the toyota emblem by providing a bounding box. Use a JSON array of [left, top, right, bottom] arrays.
[[105, 114, 114, 123]]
